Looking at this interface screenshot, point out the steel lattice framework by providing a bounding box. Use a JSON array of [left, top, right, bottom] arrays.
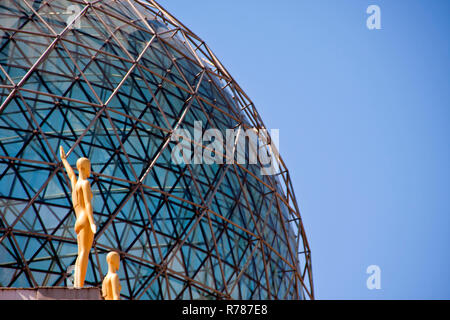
[[0, 0, 313, 299]]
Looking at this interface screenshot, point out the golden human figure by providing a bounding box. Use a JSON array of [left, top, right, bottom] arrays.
[[102, 251, 121, 300], [59, 146, 96, 288]]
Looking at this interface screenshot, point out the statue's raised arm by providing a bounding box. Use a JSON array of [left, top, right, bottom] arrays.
[[60, 146, 77, 191]]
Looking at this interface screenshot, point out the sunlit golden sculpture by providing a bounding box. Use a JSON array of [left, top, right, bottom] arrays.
[[102, 251, 121, 300], [60, 146, 96, 288]]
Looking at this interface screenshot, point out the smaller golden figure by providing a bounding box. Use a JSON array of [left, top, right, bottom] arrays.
[[102, 251, 121, 300]]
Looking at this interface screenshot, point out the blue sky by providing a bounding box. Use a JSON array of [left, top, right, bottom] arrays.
[[160, 0, 450, 299]]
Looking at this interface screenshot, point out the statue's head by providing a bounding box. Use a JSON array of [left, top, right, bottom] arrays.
[[107, 251, 120, 272], [76, 157, 91, 178]]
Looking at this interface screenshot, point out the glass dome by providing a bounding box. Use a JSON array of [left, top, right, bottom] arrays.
[[0, 0, 313, 299]]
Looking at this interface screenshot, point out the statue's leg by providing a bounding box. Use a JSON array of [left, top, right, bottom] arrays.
[[74, 232, 81, 288], [78, 225, 94, 287]]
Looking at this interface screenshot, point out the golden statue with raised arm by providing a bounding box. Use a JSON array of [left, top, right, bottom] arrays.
[[102, 251, 121, 300], [59, 146, 96, 288]]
